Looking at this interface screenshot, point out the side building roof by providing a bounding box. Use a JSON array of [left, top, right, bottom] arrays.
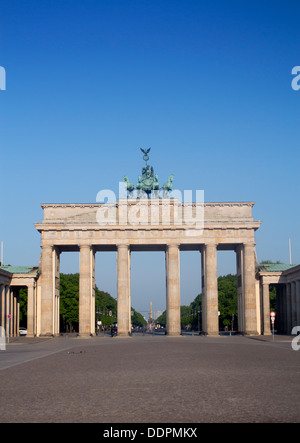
[[258, 263, 299, 273], [0, 265, 39, 275]]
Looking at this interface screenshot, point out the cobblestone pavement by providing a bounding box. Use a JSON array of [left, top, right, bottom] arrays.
[[0, 334, 299, 423]]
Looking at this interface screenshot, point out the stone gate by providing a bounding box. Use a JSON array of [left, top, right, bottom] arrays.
[[34, 198, 262, 336]]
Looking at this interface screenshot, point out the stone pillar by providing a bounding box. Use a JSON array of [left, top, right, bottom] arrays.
[[10, 288, 14, 336], [0, 284, 4, 329], [27, 281, 36, 337], [79, 245, 95, 336], [243, 243, 259, 335], [40, 245, 55, 336], [236, 245, 245, 333], [36, 275, 42, 337], [166, 244, 181, 336], [53, 247, 60, 336], [200, 246, 206, 333], [91, 248, 95, 335], [13, 291, 17, 336], [5, 285, 10, 338], [16, 290, 20, 336], [117, 244, 131, 337], [203, 243, 219, 335], [262, 282, 271, 335]]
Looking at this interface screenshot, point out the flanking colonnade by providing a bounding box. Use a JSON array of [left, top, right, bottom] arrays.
[[0, 267, 39, 337], [259, 264, 300, 335], [0, 268, 18, 338]]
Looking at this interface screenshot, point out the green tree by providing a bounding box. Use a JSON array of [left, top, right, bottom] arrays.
[[59, 273, 147, 331], [259, 260, 283, 264], [156, 310, 166, 327], [60, 273, 79, 331], [218, 274, 237, 329], [131, 309, 147, 328], [19, 287, 27, 327]]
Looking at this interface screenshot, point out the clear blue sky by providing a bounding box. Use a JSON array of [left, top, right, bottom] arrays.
[[1, 0, 299, 314]]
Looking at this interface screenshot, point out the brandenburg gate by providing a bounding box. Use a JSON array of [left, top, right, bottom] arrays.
[[34, 150, 262, 337]]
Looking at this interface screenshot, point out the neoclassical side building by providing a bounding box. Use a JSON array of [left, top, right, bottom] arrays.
[[0, 266, 39, 337], [258, 263, 300, 335]]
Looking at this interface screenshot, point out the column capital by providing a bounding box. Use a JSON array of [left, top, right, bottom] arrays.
[[243, 242, 256, 248], [205, 242, 217, 248], [166, 243, 180, 250], [26, 279, 36, 289], [79, 244, 92, 250], [116, 243, 130, 249], [41, 244, 54, 250], [40, 244, 61, 255]]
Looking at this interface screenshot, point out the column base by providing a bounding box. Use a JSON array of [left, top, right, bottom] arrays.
[[166, 332, 182, 337], [38, 333, 55, 338], [116, 332, 132, 337]]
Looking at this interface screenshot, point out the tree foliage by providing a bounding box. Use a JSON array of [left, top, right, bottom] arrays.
[[59, 273, 146, 331], [218, 274, 237, 328], [60, 273, 79, 330], [19, 287, 27, 327]]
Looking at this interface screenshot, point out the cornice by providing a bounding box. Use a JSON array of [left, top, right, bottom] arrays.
[[34, 221, 261, 232], [40, 201, 255, 208]]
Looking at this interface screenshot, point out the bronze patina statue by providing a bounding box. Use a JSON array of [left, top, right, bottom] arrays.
[[123, 148, 174, 198]]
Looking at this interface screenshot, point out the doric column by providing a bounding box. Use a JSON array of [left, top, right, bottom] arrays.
[[36, 274, 42, 337], [262, 282, 271, 335], [13, 291, 17, 336], [203, 243, 218, 335], [166, 244, 181, 336], [243, 243, 259, 335], [27, 281, 36, 337], [5, 285, 10, 338], [117, 244, 131, 337], [236, 245, 245, 333], [10, 288, 14, 336], [0, 284, 4, 330], [201, 245, 206, 333], [79, 245, 95, 336], [40, 245, 55, 336], [53, 247, 60, 336], [16, 290, 20, 336]]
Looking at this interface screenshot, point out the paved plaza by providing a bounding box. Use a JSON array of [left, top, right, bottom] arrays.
[[0, 334, 300, 423]]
